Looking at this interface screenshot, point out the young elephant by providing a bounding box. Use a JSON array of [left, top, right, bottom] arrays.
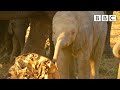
[[8, 18, 30, 62], [52, 11, 107, 79]]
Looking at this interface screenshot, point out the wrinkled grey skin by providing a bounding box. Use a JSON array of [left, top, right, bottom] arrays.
[[52, 11, 107, 79], [8, 18, 30, 61]]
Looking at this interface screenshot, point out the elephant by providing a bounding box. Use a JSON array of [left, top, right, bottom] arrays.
[[8, 18, 30, 62], [19, 11, 56, 59], [0, 11, 56, 62], [0, 11, 112, 60], [52, 11, 107, 79]]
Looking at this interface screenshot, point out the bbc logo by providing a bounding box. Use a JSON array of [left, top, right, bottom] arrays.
[[94, 15, 116, 21]]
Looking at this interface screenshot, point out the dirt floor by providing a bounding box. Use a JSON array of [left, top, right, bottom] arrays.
[[0, 11, 120, 79]]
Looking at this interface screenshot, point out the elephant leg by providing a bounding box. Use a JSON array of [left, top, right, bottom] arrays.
[[90, 53, 102, 79], [89, 58, 99, 79], [13, 18, 29, 52], [15, 29, 27, 52], [89, 58, 95, 79], [10, 34, 21, 62], [90, 34, 106, 79], [90, 56, 102, 79], [75, 47, 91, 78], [76, 51, 90, 79]]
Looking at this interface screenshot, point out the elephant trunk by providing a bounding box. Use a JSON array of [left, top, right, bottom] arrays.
[[53, 40, 62, 63]]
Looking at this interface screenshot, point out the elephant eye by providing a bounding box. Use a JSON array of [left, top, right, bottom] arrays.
[[53, 32, 55, 34]]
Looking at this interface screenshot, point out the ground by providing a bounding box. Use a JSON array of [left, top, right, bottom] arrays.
[[0, 11, 120, 79]]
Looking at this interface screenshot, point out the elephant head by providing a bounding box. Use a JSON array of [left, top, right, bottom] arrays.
[[52, 11, 79, 62], [52, 11, 95, 62]]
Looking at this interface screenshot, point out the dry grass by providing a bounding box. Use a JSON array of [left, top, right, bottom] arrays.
[[0, 61, 13, 79], [99, 57, 119, 79]]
